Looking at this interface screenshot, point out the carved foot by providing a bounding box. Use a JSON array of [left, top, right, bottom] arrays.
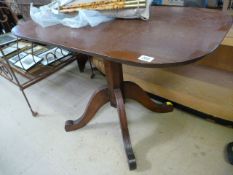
[[123, 81, 173, 113], [114, 89, 137, 170], [65, 86, 109, 132]]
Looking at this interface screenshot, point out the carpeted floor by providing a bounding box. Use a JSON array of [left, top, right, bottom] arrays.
[[0, 63, 232, 175]]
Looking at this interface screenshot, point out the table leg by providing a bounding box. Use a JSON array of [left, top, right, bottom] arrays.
[[65, 60, 173, 170], [114, 88, 137, 170], [65, 86, 109, 131], [76, 54, 88, 72], [123, 81, 173, 113]]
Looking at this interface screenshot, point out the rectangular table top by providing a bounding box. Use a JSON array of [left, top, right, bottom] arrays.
[[12, 7, 232, 68]]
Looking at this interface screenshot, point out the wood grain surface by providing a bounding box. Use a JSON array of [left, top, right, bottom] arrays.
[[12, 7, 232, 67]]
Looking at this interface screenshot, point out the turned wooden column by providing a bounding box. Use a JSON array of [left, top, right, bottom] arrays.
[[104, 61, 123, 107]]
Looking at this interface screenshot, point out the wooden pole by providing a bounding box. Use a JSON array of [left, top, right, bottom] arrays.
[[59, 0, 146, 11], [59, 0, 146, 13]]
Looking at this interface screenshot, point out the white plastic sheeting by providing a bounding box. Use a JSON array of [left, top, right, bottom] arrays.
[[30, 0, 152, 28]]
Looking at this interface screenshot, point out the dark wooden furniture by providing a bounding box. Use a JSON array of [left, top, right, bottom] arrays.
[[227, 142, 233, 164], [12, 7, 232, 170], [0, 1, 17, 34], [91, 26, 233, 122]]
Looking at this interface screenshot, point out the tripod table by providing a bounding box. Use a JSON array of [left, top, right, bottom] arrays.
[[12, 7, 232, 170]]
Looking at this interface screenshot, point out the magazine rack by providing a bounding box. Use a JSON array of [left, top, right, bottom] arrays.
[[0, 35, 79, 116], [0, 3, 79, 116]]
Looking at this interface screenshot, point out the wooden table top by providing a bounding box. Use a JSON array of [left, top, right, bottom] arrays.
[[12, 7, 232, 67]]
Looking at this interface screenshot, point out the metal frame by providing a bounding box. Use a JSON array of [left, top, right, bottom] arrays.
[[0, 2, 95, 116], [0, 38, 77, 116]]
